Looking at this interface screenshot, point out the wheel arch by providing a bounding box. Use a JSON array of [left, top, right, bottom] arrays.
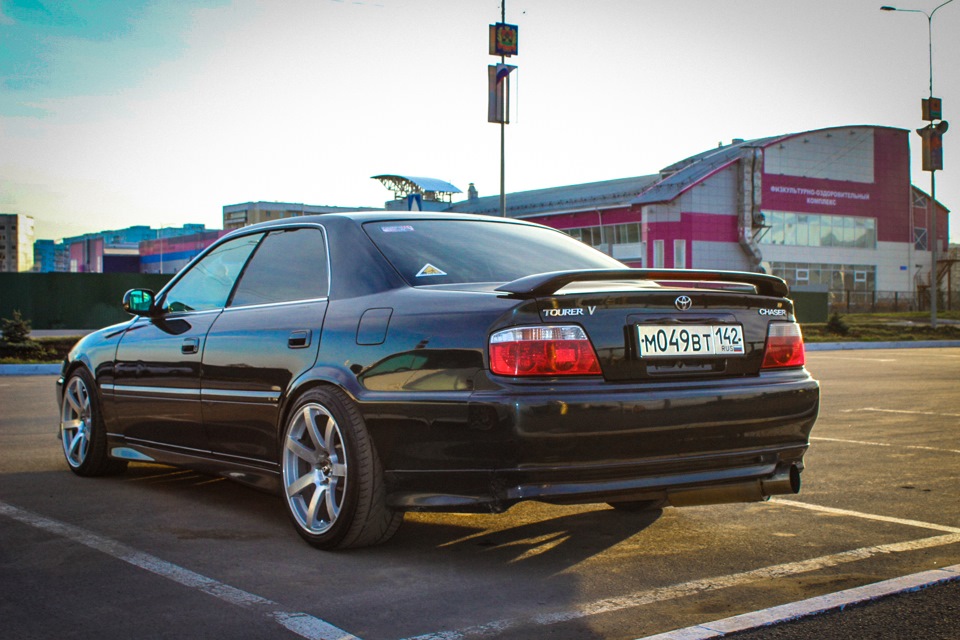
[[277, 366, 364, 450]]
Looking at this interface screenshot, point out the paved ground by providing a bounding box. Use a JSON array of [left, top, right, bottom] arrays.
[[726, 580, 960, 640], [1, 348, 958, 639]]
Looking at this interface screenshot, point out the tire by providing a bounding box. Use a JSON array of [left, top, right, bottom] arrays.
[[280, 387, 402, 549], [606, 499, 666, 513], [60, 369, 127, 477]]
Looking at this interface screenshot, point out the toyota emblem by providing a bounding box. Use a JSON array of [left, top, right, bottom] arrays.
[[675, 295, 692, 311]]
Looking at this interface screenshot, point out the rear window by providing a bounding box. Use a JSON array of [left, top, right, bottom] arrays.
[[363, 219, 623, 285]]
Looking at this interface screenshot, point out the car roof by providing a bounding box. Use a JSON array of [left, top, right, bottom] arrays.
[[237, 211, 540, 234]]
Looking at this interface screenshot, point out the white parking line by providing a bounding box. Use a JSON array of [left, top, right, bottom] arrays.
[[0, 500, 358, 640], [842, 407, 960, 418], [818, 356, 897, 362], [811, 436, 960, 455], [402, 531, 960, 640], [8, 494, 959, 640], [638, 563, 960, 640], [771, 499, 960, 533]]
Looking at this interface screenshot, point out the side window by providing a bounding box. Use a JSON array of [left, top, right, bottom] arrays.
[[162, 234, 263, 313], [230, 228, 329, 306]]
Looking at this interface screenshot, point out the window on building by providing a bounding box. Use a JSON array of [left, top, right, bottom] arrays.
[[760, 211, 877, 249], [914, 227, 928, 251], [768, 262, 875, 293], [614, 223, 641, 244], [584, 227, 603, 246], [568, 224, 641, 249], [797, 215, 810, 246], [568, 227, 602, 247], [673, 239, 686, 269], [653, 240, 664, 268]]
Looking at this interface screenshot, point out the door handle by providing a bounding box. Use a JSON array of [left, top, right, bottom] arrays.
[[288, 330, 312, 349], [181, 338, 200, 355]]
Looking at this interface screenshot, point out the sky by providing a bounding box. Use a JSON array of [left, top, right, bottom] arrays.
[[1, 0, 959, 242]]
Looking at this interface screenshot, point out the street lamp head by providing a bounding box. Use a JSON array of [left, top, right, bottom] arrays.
[[880, 5, 897, 10]]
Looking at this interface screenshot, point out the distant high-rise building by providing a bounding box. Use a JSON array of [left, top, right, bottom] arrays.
[[223, 202, 379, 230], [0, 214, 36, 272], [32, 239, 57, 272], [33, 223, 215, 273], [139, 229, 228, 274]]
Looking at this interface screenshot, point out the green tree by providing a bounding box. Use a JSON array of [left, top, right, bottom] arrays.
[[1, 310, 32, 344], [826, 312, 850, 337]]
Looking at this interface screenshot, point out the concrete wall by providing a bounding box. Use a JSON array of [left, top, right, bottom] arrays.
[[0, 273, 171, 330]]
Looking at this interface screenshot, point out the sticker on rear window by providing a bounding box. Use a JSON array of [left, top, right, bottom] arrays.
[[381, 225, 415, 233], [416, 264, 447, 277]]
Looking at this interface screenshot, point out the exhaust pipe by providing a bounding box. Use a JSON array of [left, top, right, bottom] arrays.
[[761, 463, 801, 496], [666, 464, 801, 508]]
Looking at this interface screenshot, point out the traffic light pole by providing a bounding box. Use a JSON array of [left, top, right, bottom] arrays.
[[499, 1, 506, 218], [931, 169, 938, 327], [882, 0, 954, 328]]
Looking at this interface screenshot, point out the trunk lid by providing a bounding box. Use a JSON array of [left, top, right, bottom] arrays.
[[497, 269, 795, 381]]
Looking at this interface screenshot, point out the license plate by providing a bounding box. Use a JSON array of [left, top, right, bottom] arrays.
[[637, 324, 745, 358]]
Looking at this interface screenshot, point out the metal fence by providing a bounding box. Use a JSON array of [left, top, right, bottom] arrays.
[[829, 290, 960, 314], [0, 273, 171, 330]]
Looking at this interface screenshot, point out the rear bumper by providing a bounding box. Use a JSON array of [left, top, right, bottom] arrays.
[[379, 368, 819, 512], [386, 451, 807, 512]]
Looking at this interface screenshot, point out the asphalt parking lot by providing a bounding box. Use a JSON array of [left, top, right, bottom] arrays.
[[1, 347, 958, 640]]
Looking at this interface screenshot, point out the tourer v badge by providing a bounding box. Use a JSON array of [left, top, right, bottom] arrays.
[[542, 306, 597, 317]]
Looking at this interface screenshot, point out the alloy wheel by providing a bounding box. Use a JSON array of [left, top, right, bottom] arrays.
[[61, 375, 92, 468], [282, 402, 348, 535]]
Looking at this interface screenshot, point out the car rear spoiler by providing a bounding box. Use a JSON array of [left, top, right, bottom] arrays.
[[495, 269, 789, 298]]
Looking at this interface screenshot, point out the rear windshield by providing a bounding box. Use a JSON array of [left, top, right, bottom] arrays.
[[363, 219, 623, 285]]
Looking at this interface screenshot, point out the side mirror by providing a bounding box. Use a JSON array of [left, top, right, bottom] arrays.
[[122, 289, 156, 316]]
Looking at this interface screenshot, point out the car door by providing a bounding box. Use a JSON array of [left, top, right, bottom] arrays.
[[201, 226, 329, 465], [111, 233, 263, 452]]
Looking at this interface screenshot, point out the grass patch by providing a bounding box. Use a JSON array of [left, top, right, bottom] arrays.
[[802, 311, 960, 342]]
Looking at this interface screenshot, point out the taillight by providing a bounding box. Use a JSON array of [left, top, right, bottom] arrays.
[[762, 322, 805, 369], [489, 325, 601, 376]]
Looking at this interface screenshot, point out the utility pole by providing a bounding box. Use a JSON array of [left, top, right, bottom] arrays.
[[488, 2, 518, 217], [882, 0, 954, 327], [499, 1, 506, 218]]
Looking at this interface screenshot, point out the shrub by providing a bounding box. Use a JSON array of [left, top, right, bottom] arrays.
[[0, 341, 52, 361], [36, 336, 80, 360], [0, 311, 68, 362], [1, 310, 31, 344], [826, 312, 850, 336]]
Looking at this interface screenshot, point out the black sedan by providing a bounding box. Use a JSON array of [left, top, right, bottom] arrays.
[[57, 212, 819, 549]]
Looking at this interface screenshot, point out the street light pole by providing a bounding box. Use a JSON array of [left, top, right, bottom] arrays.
[[881, 0, 955, 328]]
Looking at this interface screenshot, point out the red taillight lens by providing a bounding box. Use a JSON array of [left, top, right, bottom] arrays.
[[762, 322, 805, 369], [489, 326, 602, 376]]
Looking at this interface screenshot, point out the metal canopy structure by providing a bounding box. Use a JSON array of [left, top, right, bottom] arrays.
[[372, 175, 462, 203]]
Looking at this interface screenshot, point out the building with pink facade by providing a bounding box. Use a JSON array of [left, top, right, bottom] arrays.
[[139, 229, 229, 274], [449, 125, 950, 310]]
